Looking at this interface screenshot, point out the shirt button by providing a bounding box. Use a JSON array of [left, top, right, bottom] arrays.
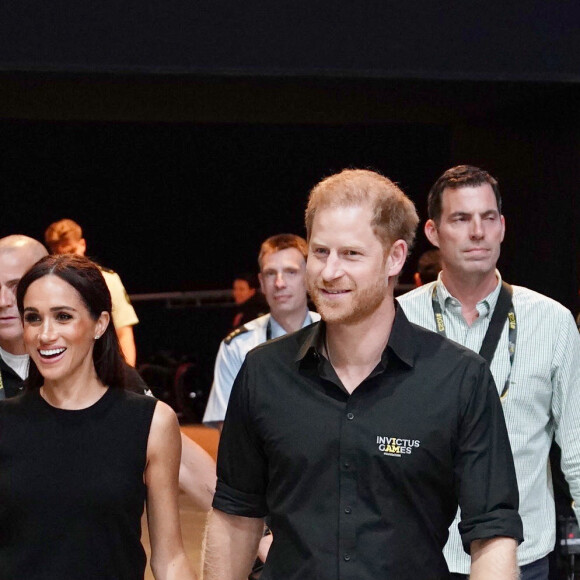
[[346, 412, 354, 420], [343, 461, 350, 469], [344, 506, 352, 514], [344, 553, 351, 561]]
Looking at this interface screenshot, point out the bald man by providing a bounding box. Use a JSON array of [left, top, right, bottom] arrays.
[[0, 235, 216, 510], [0, 236, 47, 398]]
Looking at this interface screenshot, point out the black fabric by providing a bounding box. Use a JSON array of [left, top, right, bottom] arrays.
[[214, 308, 523, 580], [124, 363, 151, 394], [478, 281, 513, 364], [0, 388, 157, 579], [0, 356, 24, 399]]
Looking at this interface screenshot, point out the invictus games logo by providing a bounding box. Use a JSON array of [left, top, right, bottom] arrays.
[[377, 436, 420, 457]]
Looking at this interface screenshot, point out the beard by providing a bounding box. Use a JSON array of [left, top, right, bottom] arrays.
[[308, 274, 388, 325]]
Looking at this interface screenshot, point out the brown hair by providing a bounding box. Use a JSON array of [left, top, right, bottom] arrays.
[[305, 169, 419, 250], [428, 165, 502, 224], [258, 234, 308, 269], [44, 219, 83, 253]]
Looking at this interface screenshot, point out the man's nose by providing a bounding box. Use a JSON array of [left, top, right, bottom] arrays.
[[0, 285, 15, 308], [275, 272, 287, 288], [321, 253, 344, 281], [469, 217, 484, 239]]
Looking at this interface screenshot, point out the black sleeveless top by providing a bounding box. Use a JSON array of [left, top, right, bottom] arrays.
[[0, 387, 157, 579]]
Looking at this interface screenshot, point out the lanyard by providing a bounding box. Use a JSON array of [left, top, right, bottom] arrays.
[[431, 283, 517, 401]]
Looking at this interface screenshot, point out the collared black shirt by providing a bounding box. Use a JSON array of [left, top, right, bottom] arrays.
[[214, 308, 523, 580]]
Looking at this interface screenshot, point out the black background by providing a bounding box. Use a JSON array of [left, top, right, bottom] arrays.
[[0, 2, 578, 360]]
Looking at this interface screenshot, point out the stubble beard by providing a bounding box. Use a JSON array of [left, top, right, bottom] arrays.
[[308, 276, 387, 325]]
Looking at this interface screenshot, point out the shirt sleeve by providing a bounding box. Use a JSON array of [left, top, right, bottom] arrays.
[[103, 272, 139, 329], [456, 360, 524, 553], [212, 358, 269, 518], [202, 338, 244, 427], [551, 310, 580, 523]]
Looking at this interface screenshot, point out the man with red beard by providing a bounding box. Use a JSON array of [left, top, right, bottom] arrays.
[[204, 169, 522, 580]]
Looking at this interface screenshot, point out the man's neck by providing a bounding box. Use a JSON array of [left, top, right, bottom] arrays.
[[271, 307, 309, 334], [440, 269, 499, 309], [440, 269, 499, 326], [325, 297, 396, 394], [0, 339, 27, 356]]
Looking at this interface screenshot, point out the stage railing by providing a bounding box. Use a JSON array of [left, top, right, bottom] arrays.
[[129, 284, 416, 309]]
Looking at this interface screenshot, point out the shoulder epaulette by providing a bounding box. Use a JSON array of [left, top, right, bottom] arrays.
[[224, 325, 250, 345]]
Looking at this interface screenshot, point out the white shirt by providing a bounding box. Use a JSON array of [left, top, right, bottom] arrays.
[[0, 347, 29, 380], [203, 311, 320, 428], [398, 273, 580, 571]]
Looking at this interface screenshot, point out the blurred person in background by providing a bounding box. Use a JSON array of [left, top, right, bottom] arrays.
[[231, 272, 269, 330], [204, 234, 320, 432], [413, 248, 442, 287]]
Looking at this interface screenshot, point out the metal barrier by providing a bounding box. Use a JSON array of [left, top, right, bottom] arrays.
[[129, 284, 416, 309]]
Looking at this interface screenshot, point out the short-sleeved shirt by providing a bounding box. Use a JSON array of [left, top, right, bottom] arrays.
[[213, 307, 523, 580], [202, 311, 320, 427], [100, 269, 139, 330]]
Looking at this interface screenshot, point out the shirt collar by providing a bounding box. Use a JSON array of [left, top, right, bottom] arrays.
[[435, 270, 503, 318], [270, 310, 314, 340], [296, 306, 416, 371]]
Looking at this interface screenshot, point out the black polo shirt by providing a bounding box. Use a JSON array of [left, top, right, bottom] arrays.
[[214, 307, 523, 580]]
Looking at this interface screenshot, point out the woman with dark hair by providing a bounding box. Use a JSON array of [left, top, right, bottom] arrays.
[[0, 254, 196, 580]]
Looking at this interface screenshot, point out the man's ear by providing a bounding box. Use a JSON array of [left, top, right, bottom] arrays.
[[258, 273, 265, 294], [78, 238, 87, 256], [424, 220, 440, 248], [385, 239, 408, 279]]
